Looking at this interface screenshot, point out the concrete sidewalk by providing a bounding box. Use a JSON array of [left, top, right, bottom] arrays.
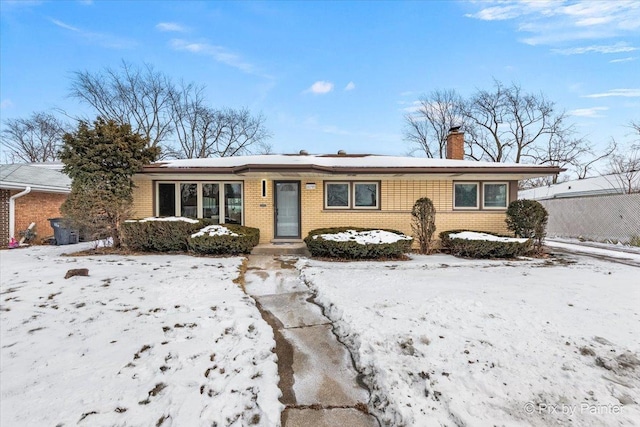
[[244, 255, 379, 427]]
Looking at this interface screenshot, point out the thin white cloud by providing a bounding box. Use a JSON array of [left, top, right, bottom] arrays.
[[170, 39, 257, 75], [401, 100, 423, 113], [0, 99, 14, 109], [567, 106, 609, 117], [51, 18, 80, 32], [552, 42, 638, 55], [610, 56, 637, 63], [78, 0, 93, 5], [584, 89, 640, 98], [156, 22, 187, 32], [304, 81, 334, 95], [466, 1, 640, 46], [465, 4, 521, 21], [344, 81, 356, 91], [50, 18, 136, 49]]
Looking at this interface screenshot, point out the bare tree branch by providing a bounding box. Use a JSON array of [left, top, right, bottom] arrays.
[[608, 145, 640, 194], [69, 61, 176, 152], [69, 61, 273, 159], [403, 89, 466, 158]]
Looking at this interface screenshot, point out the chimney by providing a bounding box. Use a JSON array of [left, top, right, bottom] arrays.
[[446, 126, 464, 160]]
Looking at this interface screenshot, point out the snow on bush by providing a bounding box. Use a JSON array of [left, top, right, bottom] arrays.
[[125, 216, 200, 224], [313, 229, 413, 245], [191, 225, 239, 238], [305, 227, 413, 259], [440, 230, 532, 258], [448, 231, 528, 243]]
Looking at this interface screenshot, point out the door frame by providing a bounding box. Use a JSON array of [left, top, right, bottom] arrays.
[[273, 180, 302, 239]]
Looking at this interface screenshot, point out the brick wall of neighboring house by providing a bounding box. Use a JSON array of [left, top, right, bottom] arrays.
[[1, 190, 10, 246], [132, 176, 516, 245], [11, 191, 68, 243]]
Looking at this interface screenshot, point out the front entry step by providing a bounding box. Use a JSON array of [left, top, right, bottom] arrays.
[[251, 243, 310, 256]]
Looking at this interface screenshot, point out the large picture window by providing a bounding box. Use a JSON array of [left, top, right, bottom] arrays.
[[156, 181, 243, 224], [453, 181, 509, 210], [324, 181, 379, 210]]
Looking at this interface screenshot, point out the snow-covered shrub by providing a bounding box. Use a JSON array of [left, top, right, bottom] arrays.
[[123, 218, 260, 254], [304, 227, 412, 259], [122, 217, 202, 252], [188, 224, 259, 255], [439, 230, 532, 258], [505, 199, 548, 252]]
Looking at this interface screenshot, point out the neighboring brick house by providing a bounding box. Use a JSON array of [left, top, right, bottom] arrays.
[[131, 130, 562, 244], [0, 164, 71, 246]]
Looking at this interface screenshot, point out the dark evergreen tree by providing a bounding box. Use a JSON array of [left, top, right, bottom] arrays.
[[59, 118, 159, 248]]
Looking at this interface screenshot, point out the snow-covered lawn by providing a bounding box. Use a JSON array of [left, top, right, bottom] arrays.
[[0, 244, 281, 427], [299, 253, 640, 426]]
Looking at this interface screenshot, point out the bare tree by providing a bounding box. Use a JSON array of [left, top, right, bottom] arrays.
[[608, 145, 640, 194], [630, 120, 640, 149], [573, 140, 617, 180], [1, 112, 69, 162], [69, 61, 273, 159], [463, 80, 573, 164], [69, 61, 176, 151], [403, 89, 465, 158], [209, 108, 272, 157], [167, 82, 272, 159]]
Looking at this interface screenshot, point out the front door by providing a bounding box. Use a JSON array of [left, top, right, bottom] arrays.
[[274, 181, 301, 239]]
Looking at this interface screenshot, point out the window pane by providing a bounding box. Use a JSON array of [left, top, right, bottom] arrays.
[[484, 183, 507, 208], [158, 183, 175, 217], [225, 183, 242, 224], [354, 183, 377, 207], [455, 183, 478, 208], [327, 183, 349, 207], [203, 183, 220, 223], [180, 183, 198, 218]]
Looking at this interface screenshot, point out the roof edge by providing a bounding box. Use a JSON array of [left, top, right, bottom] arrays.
[[140, 164, 564, 176], [0, 181, 71, 193]]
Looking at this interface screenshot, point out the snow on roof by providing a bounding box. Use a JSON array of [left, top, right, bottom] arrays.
[[0, 164, 71, 193], [519, 173, 640, 200], [151, 154, 555, 170]]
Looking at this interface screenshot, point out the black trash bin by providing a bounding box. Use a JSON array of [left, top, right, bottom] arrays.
[[48, 218, 79, 245]]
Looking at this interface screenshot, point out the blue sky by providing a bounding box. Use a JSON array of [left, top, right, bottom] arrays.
[[1, 0, 639, 163]]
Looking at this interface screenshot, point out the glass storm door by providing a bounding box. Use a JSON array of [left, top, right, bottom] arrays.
[[274, 181, 300, 238]]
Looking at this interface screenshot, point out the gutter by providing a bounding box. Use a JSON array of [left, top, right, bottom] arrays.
[[141, 164, 565, 175], [9, 186, 31, 241]]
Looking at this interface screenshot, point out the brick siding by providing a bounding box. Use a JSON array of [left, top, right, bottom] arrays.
[[10, 191, 68, 244], [132, 176, 515, 245]]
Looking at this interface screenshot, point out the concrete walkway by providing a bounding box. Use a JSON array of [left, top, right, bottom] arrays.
[[243, 255, 379, 427]]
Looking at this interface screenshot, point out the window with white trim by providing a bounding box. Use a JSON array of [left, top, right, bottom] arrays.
[[453, 183, 479, 209], [325, 182, 350, 208], [156, 181, 243, 224], [324, 181, 379, 209], [453, 181, 509, 210], [483, 182, 508, 209]]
